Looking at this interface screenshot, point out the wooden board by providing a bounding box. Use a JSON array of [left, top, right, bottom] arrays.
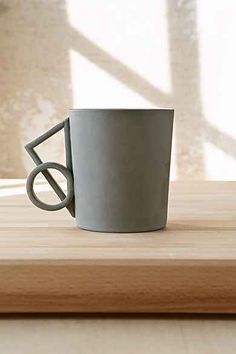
[[0, 180, 235, 313]]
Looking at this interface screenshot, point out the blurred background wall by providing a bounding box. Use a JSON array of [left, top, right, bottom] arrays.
[[0, 0, 236, 180]]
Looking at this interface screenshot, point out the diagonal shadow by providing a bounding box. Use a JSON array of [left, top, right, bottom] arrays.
[[69, 27, 171, 108], [67, 0, 236, 179], [2, 0, 236, 179], [206, 122, 236, 160], [68, 4, 206, 178], [3, 0, 236, 179]]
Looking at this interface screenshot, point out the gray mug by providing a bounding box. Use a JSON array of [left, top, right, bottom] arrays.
[[25, 109, 174, 232]]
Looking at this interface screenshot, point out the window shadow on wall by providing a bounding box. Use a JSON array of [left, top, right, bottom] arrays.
[[68, 0, 236, 179], [1, 0, 235, 178]]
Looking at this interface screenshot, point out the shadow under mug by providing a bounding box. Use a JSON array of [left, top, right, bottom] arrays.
[[25, 109, 174, 232]]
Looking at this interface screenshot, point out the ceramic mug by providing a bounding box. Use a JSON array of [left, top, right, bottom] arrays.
[[25, 109, 174, 232]]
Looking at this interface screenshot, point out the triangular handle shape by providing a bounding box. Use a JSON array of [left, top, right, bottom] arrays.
[[25, 118, 75, 217]]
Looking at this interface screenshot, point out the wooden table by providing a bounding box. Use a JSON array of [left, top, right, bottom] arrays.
[[0, 180, 235, 313], [0, 314, 236, 354]]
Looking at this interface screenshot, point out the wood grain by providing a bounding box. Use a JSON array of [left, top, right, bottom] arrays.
[[0, 180, 235, 313]]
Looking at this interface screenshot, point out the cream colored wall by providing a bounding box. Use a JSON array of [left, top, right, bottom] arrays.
[[0, 0, 236, 179]]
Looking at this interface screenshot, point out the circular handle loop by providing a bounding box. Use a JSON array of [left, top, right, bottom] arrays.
[[26, 162, 74, 211]]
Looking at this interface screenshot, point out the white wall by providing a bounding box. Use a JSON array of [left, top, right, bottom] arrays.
[[0, 0, 236, 179]]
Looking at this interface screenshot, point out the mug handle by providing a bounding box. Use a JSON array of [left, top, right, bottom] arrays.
[[25, 118, 75, 217]]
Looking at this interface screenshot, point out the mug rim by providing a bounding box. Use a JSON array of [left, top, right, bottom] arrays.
[[69, 108, 174, 112]]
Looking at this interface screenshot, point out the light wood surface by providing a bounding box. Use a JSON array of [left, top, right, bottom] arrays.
[[0, 314, 236, 354], [0, 180, 235, 313]]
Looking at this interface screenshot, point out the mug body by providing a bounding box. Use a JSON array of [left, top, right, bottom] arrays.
[[69, 109, 174, 232]]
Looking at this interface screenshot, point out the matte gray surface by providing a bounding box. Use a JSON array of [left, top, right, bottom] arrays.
[[25, 119, 75, 216], [26, 109, 174, 232], [70, 109, 174, 232]]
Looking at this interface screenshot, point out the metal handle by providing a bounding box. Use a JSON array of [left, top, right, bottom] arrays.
[[25, 118, 75, 217]]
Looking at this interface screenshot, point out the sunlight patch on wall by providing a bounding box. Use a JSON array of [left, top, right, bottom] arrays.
[[198, 0, 236, 166], [204, 142, 236, 180], [69, 49, 156, 108], [66, 0, 171, 94]]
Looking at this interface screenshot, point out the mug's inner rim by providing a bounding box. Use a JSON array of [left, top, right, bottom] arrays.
[[69, 108, 174, 111]]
